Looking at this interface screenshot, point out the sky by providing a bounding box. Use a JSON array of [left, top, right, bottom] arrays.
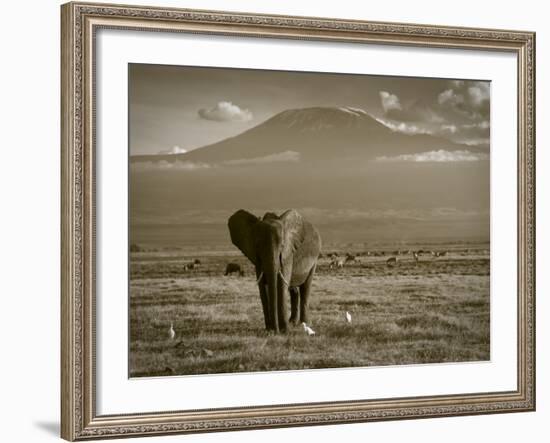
[[129, 64, 490, 156]]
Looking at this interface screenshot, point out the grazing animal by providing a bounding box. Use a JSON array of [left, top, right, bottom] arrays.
[[345, 253, 358, 264], [193, 258, 202, 266], [168, 322, 175, 340], [183, 262, 195, 270], [386, 256, 398, 266], [330, 257, 345, 269], [432, 251, 447, 258], [345, 311, 352, 323], [224, 262, 244, 277], [228, 209, 322, 333], [302, 322, 316, 336]]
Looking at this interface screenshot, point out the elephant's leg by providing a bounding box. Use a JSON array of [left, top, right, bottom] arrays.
[[299, 267, 315, 325], [277, 275, 289, 333], [289, 287, 300, 325], [257, 277, 271, 330]]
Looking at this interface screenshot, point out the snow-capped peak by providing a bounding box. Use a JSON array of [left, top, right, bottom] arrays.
[[266, 106, 378, 132]]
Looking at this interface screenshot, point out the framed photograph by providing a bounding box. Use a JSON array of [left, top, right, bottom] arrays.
[[61, 2, 536, 440]]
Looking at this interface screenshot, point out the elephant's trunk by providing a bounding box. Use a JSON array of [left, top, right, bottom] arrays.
[[256, 272, 264, 284]]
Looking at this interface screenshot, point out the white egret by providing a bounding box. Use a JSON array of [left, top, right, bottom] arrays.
[[345, 311, 352, 323], [169, 322, 175, 340], [302, 322, 316, 336]]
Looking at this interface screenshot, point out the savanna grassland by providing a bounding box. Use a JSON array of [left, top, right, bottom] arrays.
[[129, 244, 490, 377]]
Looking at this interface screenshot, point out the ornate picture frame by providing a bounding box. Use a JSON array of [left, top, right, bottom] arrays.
[[61, 2, 535, 440]]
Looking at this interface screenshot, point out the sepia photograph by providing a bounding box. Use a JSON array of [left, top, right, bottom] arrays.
[[128, 64, 490, 378]]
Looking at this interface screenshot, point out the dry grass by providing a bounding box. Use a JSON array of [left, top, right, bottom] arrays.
[[129, 247, 490, 377]]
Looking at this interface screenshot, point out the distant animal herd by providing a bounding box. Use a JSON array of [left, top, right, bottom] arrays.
[[182, 258, 201, 270], [130, 246, 482, 279], [165, 248, 456, 279], [324, 249, 449, 268]]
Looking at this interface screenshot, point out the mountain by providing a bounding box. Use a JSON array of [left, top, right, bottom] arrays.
[[131, 107, 482, 164]]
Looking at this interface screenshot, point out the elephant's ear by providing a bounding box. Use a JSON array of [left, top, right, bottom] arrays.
[[280, 209, 306, 254], [228, 210, 259, 265]]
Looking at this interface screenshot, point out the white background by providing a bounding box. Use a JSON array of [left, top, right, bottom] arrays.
[[0, 0, 546, 442], [96, 29, 518, 415]]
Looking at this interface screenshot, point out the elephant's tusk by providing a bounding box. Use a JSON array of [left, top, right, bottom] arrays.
[[278, 270, 290, 287], [255, 272, 264, 284]]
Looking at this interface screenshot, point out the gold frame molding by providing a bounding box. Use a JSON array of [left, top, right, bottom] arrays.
[[61, 2, 536, 440]]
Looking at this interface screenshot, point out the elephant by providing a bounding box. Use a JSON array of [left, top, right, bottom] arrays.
[[228, 209, 322, 333], [224, 262, 245, 276]]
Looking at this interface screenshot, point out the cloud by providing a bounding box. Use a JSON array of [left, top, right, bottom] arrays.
[[438, 89, 465, 107], [454, 120, 490, 146], [438, 81, 490, 118], [375, 149, 489, 163], [455, 138, 490, 147], [375, 117, 433, 135], [157, 145, 187, 155], [441, 124, 457, 134], [198, 101, 253, 122], [131, 160, 212, 171], [379, 91, 444, 124], [462, 121, 490, 130], [223, 151, 300, 166], [376, 117, 461, 137], [375, 80, 490, 147], [131, 151, 300, 172], [379, 91, 402, 113], [377, 115, 489, 147], [468, 82, 490, 108]]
